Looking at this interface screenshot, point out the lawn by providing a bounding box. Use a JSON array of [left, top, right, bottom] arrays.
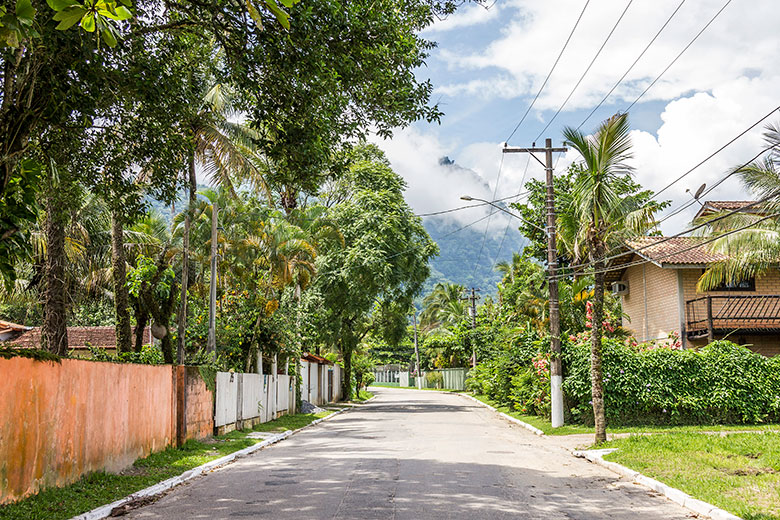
[[601, 433, 780, 520], [0, 411, 333, 520], [469, 394, 780, 436]]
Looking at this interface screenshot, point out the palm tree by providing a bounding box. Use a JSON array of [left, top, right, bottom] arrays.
[[419, 282, 466, 333], [176, 83, 266, 363], [697, 124, 780, 290], [561, 113, 659, 443]]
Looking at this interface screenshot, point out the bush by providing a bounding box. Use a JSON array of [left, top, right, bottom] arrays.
[[562, 339, 780, 426], [425, 371, 444, 388]]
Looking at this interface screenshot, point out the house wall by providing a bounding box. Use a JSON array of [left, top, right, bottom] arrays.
[[679, 267, 780, 300], [621, 263, 681, 341], [0, 357, 175, 504]]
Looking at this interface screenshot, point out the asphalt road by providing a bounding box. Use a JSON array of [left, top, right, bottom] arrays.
[[127, 387, 692, 519]]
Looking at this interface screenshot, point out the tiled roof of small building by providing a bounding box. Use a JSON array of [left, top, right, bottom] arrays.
[[2, 326, 152, 350], [693, 200, 763, 221], [626, 236, 728, 266]]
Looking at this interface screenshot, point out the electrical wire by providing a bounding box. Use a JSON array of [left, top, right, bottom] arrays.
[[576, 0, 687, 131], [534, 0, 634, 142], [414, 190, 531, 217], [624, 0, 734, 113], [471, 154, 505, 278], [491, 154, 534, 266], [505, 0, 591, 143]]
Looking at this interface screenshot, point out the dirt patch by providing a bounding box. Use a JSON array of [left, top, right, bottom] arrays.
[[724, 467, 777, 476], [118, 465, 148, 477], [109, 495, 160, 516]]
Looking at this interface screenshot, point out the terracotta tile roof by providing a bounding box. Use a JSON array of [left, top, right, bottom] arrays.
[[0, 320, 31, 336], [2, 326, 152, 350], [693, 200, 763, 221], [301, 352, 333, 365], [626, 236, 728, 266]]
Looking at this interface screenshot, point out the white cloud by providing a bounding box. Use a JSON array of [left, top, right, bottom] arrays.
[[436, 0, 780, 111], [422, 3, 501, 33]]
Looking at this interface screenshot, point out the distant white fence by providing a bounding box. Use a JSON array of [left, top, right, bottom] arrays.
[[375, 367, 468, 391], [214, 371, 296, 430]]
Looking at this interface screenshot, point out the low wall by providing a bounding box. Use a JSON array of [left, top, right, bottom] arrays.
[[176, 366, 214, 444], [214, 371, 296, 432], [0, 357, 175, 504]]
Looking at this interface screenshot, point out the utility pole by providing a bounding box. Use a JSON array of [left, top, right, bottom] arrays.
[[207, 199, 218, 353], [503, 138, 567, 428], [462, 288, 480, 367], [413, 310, 422, 389]]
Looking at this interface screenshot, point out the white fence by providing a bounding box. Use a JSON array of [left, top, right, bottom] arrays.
[[214, 371, 296, 429], [300, 360, 343, 405]]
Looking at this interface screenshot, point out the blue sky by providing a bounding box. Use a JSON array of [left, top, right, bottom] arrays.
[[374, 0, 780, 236]]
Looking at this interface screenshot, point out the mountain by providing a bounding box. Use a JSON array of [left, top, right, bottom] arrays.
[[422, 215, 526, 298]]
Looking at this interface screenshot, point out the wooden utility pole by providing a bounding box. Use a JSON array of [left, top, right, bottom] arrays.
[[207, 199, 219, 353], [462, 288, 481, 367], [503, 138, 567, 428], [413, 310, 422, 389]]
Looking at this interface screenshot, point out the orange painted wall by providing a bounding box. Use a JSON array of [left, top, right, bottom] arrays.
[[0, 357, 175, 504]]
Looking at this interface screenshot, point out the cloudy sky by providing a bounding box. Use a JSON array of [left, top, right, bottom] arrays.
[[372, 0, 780, 235]]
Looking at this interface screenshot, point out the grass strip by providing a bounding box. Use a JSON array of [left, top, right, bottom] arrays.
[[0, 411, 333, 520], [601, 432, 780, 520], [469, 394, 780, 436]]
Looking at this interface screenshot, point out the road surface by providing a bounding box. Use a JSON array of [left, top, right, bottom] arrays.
[[127, 387, 692, 519]]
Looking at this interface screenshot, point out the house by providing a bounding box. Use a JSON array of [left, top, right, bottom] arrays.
[[609, 225, 780, 357], [0, 320, 31, 343], [299, 352, 342, 404], [1, 325, 153, 356]]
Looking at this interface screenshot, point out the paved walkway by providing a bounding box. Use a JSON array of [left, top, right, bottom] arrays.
[[127, 387, 693, 519]]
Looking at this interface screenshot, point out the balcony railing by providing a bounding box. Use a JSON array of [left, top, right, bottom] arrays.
[[686, 295, 780, 339]]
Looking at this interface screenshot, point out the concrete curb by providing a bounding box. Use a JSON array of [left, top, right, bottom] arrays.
[[457, 393, 545, 436], [71, 408, 348, 520], [572, 449, 742, 520]]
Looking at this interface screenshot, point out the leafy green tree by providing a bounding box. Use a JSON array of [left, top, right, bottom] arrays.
[[311, 145, 437, 398], [419, 282, 465, 333], [561, 114, 662, 443]]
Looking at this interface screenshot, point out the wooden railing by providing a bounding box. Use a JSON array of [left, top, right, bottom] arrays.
[[686, 295, 780, 339]]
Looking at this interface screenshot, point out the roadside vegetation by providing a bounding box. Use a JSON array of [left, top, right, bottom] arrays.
[[602, 433, 780, 520], [0, 411, 333, 520]]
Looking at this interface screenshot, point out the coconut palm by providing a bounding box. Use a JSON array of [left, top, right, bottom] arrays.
[[561, 113, 659, 443], [419, 282, 466, 333], [697, 124, 780, 290]]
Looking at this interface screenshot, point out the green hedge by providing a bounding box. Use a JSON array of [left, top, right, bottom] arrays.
[[564, 339, 780, 426], [468, 334, 780, 426]]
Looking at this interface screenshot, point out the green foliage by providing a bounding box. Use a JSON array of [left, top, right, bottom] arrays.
[[562, 339, 780, 426], [0, 346, 61, 362], [84, 344, 164, 365], [422, 333, 466, 368], [0, 158, 41, 287], [425, 370, 443, 388]]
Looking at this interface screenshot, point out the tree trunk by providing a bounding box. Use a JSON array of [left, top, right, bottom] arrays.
[[177, 155, 197, 364], [42, 178, 68, 355], [341, 327, 355, 400], [590, 266, 607, 444], [134, 310, 149, 353], [111, 211, 132, 354]]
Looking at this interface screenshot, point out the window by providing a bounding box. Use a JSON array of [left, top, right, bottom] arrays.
[[710, 277, 755, 291]]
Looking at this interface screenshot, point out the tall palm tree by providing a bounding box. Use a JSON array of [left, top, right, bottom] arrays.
[[697, 124, 780, 290], [419, 282, 466, 333], [561, 113, 659, 443], [176, 83, 265, 363]]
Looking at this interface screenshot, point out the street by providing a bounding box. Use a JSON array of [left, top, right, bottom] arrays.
[[127, 387, 692, 519]]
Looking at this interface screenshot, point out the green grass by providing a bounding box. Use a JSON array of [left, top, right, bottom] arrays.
[[352, 389, 374, 402], [0, 411, 334, 520], [601, 433, 780, 520], [369, 384, 461, 392], [469, 394, 780, 436], [371, 382, 400, 387]]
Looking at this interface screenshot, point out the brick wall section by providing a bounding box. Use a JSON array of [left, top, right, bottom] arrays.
[[182, 367, 214, 442], [621, 263, 681, 342]]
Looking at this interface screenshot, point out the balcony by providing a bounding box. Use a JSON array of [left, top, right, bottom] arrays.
[[686, 295, 780, 340]]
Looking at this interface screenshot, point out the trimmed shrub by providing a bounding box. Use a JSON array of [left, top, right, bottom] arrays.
[[562, 339, 780, 426]]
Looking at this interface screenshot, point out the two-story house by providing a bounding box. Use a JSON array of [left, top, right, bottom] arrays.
[[609, 202, 780, 357]]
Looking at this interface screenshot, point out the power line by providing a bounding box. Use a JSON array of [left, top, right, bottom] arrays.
[[491, 154, 533, 266], [414, 190, 531, 217], [576, 0, 687, 131], [624, 0, 734, 113], [505, 0, 591, 142], [471, 154, 505, 278], [534, 0, 634, 142], [553, 188, 779, 281], [553, 211, 780, 281]]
